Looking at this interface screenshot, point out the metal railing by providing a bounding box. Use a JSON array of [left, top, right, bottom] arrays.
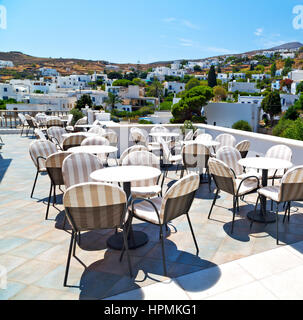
[[0, 110, 70, 128]]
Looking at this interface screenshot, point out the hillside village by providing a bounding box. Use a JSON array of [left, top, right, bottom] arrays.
[[1, 42, 303, 137]]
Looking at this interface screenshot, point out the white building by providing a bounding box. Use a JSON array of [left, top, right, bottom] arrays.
[[288, 70, 303, 82], [39, 68, 59, 77], [238, 95, 264, 106], [76, 90, 108, 106], [252, 74, 271, 81], [217, 73, 228, 83], [262, 51, 275, 58], [163, 82, 186, 94], [228, 81, 260, 93], [0, 60, 14, 68], [272, 80, 281, 91], [276, 69, 283, 76], [0, 83, 29, 101], [53, 75, 91, 89], [147, 67, 186, 81], [171, 62, 181, 70], [228, 73, 246, 80], [281, 53, 295, 60]]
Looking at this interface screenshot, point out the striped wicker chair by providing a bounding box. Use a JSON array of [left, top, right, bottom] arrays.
[[45, 152, 71, 220], [102, 129, 118, 146], [34, 129, 47, 141], [62, 134, 87, 151], [81, 136, 109, 146], [159, 137, 182, 177], [265, 145, 293, 183], [130, 128, 147, 145], [128, 174, 200, 276], [208, 158, 260, 233], [122, 151, 163, 198], [215, 134, 236, 151], [62, 153, 103, 189], [63, 182, 132, 286], [47, 127, 67, 149], [182, 143, 212, 191], [236, 140, 251, 158], [193, 129, 205, 140], [119, 145, 149, 165], [25, 115, 40, 136], [195, 134, 213, 143], [29, 140, 58, 198], [46, 119, 64, 129], [88, 126, 106, 135], [255, 166, 303, 245], [18, 113, 29, 136]]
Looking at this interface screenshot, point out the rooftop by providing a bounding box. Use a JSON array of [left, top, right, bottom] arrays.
[[1, 131, 303, 300]]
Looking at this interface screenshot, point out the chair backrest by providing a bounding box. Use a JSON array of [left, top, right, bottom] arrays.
[[88, 126, 106, 135], [35, 113, 47, 125], [34, 129, 47, 141], [62, 153, 103, 188], [46, 119, 64, 128], [215, 134, 236, 150], [193, 129, 205, 139], [236, 140, 250, 158], [63, 182, 127, 231], [47, 127, 66, 145], [158, 137, 171, 162], [81, 136, 109, 146], [184, 130, 194, 141], [75, 117, 88, 126], [122, 151, 160, 187], [196, 134, 213, 143], [102, 130, 118, 145], [119, 145, 149, 164], [62, 134, 87, 151], [151, 126, 169, 133], [46, 152, 71, 186], [280, 166, 303, 202], [25, 115, 38, 129], [18, 113, 27, 125], [265, 145, 292, 162], [29, 140, 58, 171], [130, 128, 147, 144], [208, 158, 236, 195], [67, 114, 73, 126], [160, 174, 200, 224], [182, 143, 210, 170], [216, 146, 244, 177]]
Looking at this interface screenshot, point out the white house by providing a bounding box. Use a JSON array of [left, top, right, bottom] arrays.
[[163, 82, 186, 94], [252, 74, 271, 81], [171, 62, 181, 70], [228, 81, 260, 93], [228, 73, 246, 80], [238, 95, 264, 106], [53, 75, 91, 89], [217, 73, 228, 83], [147, 67, 186, 81], [276, 69, 283, 76], [272, 80, 281, 91], [281, 53, 295, 60], [262, 51, 275, 58], [39, 68, 59, 77], [0, 60, 14, 68], [76, 90, 108, 106], [288, 70, 303, 82]]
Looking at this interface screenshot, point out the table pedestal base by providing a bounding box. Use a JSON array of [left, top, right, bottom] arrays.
[[247, 210, 276, 223], [107, 231, 149, 250]]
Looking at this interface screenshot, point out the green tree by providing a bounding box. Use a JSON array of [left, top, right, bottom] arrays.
[[282, 118, 303, 141], [284, 105, 300, 121], [232, 120, 252, 132], [104, 92, 122, 110], [112, 79, 134, 87], [261, 91, 282, 126], [145, 79, 164, 99], [213, 86, 227, 101], [185, 78, 201, 91], [296, 81, 303, 94], [273, 118, 293, 137], [194, 65, 202, 72], [107, 72, 123, 80], [208, 66, 217, 88], [284, 57, 294, 69], [75, 94, 93, 110], [171, 86, 213, 123], [271, 62, 277, 78]]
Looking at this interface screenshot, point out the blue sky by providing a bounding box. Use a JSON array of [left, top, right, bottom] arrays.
[[0, 0, 303, 63]]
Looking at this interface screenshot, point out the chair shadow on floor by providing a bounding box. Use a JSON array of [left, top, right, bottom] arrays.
[[0, 154, 12, 183]]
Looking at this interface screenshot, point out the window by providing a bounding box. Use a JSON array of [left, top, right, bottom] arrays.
[[4, 88, 7, 92]]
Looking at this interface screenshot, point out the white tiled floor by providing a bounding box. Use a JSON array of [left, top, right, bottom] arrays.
[[106, 241, 303, 300]]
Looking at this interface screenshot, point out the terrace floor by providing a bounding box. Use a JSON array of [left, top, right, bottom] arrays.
[[1, 134, 303, 300]]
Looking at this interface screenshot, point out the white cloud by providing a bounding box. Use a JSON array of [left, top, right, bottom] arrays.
[[162, 17, 176, 23], [181, 19, 200, 30], [254, 28, 264, 36], [207, 47, 233, 54], [179, 38, 194, 47]]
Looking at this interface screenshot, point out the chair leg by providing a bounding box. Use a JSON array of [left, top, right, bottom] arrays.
[[160, 225, 167, 276], [283, 202, 290, 224], [186, 213, 199, 255], [208, 189, 219, 219], [250, 194, 260, 230], [31, 171, 39, 198], [63, 214, 67, 230], [64, 231, 75, 287], [276, 203, 279, 245], [122, 228, 133, 278], [207, 168, 211, 193], [45, 183, 53, 220], [21, 124, 24, 136], [288, 202, 291, 222], [237, 197, 240, 213], [53, 186, 57, 207], [231, 197, 237, 234]]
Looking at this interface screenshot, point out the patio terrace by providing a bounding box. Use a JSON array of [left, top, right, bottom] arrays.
[[1, 125, 303, 300]]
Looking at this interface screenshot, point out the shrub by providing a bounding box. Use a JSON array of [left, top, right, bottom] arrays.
[[160, 101, 172, 111], [273, 118, 293, 137], [70, 108, 84, 126], [181, 120, 197, 135], [138, 119, 153, 124], [281, 118, 303, 141], [111, 115, 120, 123], [232, 120, 252, 132], [284, 105, 300, 121]]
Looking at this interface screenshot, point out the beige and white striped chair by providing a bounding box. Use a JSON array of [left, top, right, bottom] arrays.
[[236, 140, 251, 158], [215, 134, 236, 151], [102, 129, 118, 146], [130, 128, 147, 145], [119, 145, 149, 165], [46, 119, 64, 129], [62, 134, 87, 151], [254, 166, 303, 245], [128, 174, 200, 276], [159, 137, 182, 177], [181, 143, 212, 191], [62, 153, 103, 189], [208, 158, 260, 234], [195, 133, 213, 143], [45, 152, 71, 221], [18, 113, 29, 136], [63, 182, 132, 286], [193, 129, 205, 140], [47, 127, 67, 149], [88, 126, 106, 135], [265, 145, 293, 183], [122, 151, 163, 198], [81, 136, 110, 146], [34, 129, 47, 141], [25, 115, 40, 136], [29, 140, 58, 198]]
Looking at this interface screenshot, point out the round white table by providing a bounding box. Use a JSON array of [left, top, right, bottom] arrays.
[[238, 157, 293, 223], [183, 140, 220, 149], [62, 132, 97, 139], [74, 124, 95, 129], [90, 166, 162, 250], [68, 145, 118, 154], [149, 132, 180, 138]]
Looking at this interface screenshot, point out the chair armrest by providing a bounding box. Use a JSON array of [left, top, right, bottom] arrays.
[[236, 175, 260, 196], [131, 198, 162, 225]]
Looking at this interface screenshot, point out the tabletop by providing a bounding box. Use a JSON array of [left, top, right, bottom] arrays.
[[149, 132, 180, 138], [183, 140, 221, 148], [91, 166, 161, 183], [68, 145, 118, 154], [239, 157, 293, 170], [62, 132, 97, 139], [74, 124, 94, 128]]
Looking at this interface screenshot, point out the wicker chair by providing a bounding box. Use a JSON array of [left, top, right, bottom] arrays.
[[159, 137, 182, 177], [236, 140, 251, 158], [18, 113, 29, 136], [63, 182, 132, 286], [102, 129, 118, 146], [127, 174, 200, 276], [195, 134, 213, 143], [130, 128, 148, 145], [34, 129, 47, 141], [45, 152, 71, 220], [122, 151, 163, 198], [62, 134, 87, 151], [25, 115, 39, 136], [46, 119, 64, 129], [47, 127, 67, 149], [255, 166, 303, 245], [119, 145, 149, 165], [29, 140, 58, 198], [215, 134, 236, 151], [208, 158, 260, 233], [88, 126, 106, 135]]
